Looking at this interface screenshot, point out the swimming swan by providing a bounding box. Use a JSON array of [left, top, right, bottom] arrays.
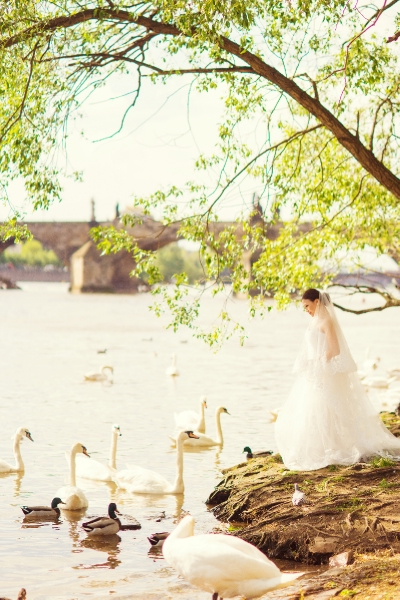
[[163, 515, 304, 599], [56, 443, 90, 510], [170, 407, 229, 447], [174, 397, 207, 434], [82, 502, 122, 536], [166, 353, 179, 377], [21, 497, 65, 519], [75, 424, 121, 481], [0, 427, 33, 473], [114, 430, 198, 494], [84, 365, 113, 382]]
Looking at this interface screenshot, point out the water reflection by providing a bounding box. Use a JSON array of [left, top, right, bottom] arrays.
[[78, 534, 122, 570]]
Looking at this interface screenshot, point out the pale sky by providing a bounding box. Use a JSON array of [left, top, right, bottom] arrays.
[[2, 74, 254, 224]]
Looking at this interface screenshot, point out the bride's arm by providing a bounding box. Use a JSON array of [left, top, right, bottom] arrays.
[[323, 321, 340, 360]]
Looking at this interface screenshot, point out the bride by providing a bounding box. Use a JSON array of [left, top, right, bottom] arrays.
[[275, 288, 400, 471]]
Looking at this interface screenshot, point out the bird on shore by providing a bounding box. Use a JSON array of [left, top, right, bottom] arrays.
[[174, 396, 207, 434], [21, 497, 65, 519], [242, 447, 273, 459], [170, 407, 229, 447], [292, 483, 306, 506], [166, 353, 179, 376], [84, 365, 113, 383], [0, 427, 34, 473], [148, 532, 170, 548], [163, 515, 303, 599], [82, 503, 122, 537]]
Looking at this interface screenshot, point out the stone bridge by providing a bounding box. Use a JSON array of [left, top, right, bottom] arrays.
[[0, 205, 305, 293]]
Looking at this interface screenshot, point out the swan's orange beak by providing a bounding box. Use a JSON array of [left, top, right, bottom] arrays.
[[187, 431, 199, 439], [82, 446, 90, 458]]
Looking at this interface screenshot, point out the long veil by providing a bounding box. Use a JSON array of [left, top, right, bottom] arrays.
[[275, 291, 400, 471], [293, 291, 357, 381]]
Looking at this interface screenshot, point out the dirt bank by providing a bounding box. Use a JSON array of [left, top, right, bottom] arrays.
[[206, 412, 400, 565]]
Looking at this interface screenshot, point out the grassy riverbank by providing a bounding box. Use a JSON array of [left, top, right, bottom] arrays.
[[206, 412, 400, 598]]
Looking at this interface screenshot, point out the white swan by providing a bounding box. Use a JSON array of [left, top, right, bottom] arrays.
[[363, 347, 380, 373], [84, 365, 113, 382], [268, 407, 281, 423], [388, 368, 400, 379], [170, 407, 229, 447], [166, 353, 179, 376], [163, 515, 303, 599], [114, 431, 198, 494], [362, 375, 397, 389], [57, 443, 90, 510], [174, 397, 207, 434], [0, 427, 33, 473], [75, 424, 121, 481]]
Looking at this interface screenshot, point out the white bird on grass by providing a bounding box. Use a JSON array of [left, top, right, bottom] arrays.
[[166, 353, 179, 377], [82, 502, 122, 537], [114, 430, 198, 494], [57, 443, 90, 510], [84, 365, 113, 383], [75, 424, 121, 481], [292, 483, 306, 506], [170, 407, 229, 447], [174, 396, 207, 434], [163, 515, 303, 599], [0, 427, 34, 473]]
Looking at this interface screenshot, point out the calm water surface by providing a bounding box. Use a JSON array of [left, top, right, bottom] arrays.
[[0, 284, 399, 599]]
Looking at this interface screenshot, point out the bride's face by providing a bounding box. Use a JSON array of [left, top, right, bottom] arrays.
[[302, 299, 319, 316]]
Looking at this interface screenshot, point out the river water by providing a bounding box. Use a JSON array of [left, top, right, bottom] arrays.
[[0, 283, 399, 599]]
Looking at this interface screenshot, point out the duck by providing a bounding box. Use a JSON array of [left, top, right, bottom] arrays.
[[82, 502, 121, 536], [0, 427, 34, 473], [56, 443, 90, 510], [174, 396, 207, 434], [166, 353, 179, 376], [76, 424, 121, 481], [162, 515, 303, 599], [292, 483, 306, 506], [2, 590, 27, 600], [169, 407, 229, 447], [242, 447, 273, 459], [21, 497, 65, 519], [114, 430, 198, 494], [148, 532, 170, 547], [84, 365, 113, 382]]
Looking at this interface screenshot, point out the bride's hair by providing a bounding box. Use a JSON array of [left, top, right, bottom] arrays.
[[302, 288, 320, 301]]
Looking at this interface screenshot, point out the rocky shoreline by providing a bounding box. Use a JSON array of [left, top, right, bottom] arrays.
[[206, 412, 400, 598]]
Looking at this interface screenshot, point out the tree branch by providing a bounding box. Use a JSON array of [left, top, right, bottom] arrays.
[[332, 283, 400, 315], [3, 8, 400, 199]]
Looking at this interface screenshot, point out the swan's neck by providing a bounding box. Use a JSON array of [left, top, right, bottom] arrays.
[[13, 435, 24, 471], [173, 436, 185, 493], [69, 448, 77, 487], [215, 411, 223, 445], [198, 401, 205, 432], [109, 432, 118, 470]]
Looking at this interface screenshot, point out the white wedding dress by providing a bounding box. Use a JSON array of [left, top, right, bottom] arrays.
[[275, 294, 400, 471]]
